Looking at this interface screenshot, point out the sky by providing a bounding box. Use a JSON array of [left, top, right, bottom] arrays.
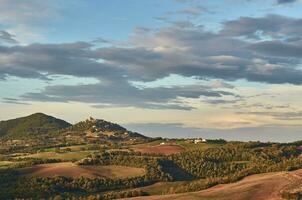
[[0, 0, 302, 142]]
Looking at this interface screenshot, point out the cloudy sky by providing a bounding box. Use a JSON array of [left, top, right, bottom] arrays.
[[0, 0, 302, 142]]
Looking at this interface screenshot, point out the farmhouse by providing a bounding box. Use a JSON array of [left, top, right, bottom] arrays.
[[194, 139, 202, 144], [192, 138, 207, 144]]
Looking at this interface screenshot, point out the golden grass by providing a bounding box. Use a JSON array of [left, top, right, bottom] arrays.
[[20, 162, 145, 179], [125, 169, 302, 200], [135, 144, 184, 155], [21, 151, 93, 160]]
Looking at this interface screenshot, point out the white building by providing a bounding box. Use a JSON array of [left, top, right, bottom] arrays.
[[194, 139, 202, 144], [194, 138, 207, 144]]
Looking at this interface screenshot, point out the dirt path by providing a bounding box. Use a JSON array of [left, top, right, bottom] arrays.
[[125, 169, 302, 200]]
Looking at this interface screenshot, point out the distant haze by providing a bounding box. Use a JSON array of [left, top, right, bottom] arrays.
[[125, 123, 302, 143]]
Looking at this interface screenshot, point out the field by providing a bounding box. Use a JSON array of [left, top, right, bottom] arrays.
[[135, 144, 184, 155], [131, 139, 224, 155], [0, 161, 15, 169], [19, 162, 145, 179], [127, 169, 302, 200], [174, 140, 224, 151], [130, 180, 201, 196], [21, 151, 94, 161]]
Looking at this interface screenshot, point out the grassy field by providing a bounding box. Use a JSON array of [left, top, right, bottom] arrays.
[[131, 140, 167, 148], [92, 165, 145, 179], [174, 140, 224, 151], [121, 178, 206, 196], [135, 144, 184, 155], [20, 162, 145, 179], [21, 151, 94, 161], [0, 161, 15, 169], [140, 181, 193, 195], [126, 169, 302, 200], [130, 139, 223, 155], [42, 144, 101, 152]]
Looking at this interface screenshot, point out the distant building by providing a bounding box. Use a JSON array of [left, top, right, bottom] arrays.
[[88, 117, 96, 122], [194, 138, 207, 144], [194, 139, 202, 144]]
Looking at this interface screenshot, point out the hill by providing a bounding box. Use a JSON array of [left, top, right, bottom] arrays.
[[69, 117, 127, 133], [65, 117, 148, 140], [0, 114, 148, 142], [0, 113, 71, 138]]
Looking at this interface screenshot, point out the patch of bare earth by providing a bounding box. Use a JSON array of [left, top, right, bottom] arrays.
[[125, 169, 302, 200], [136, 145, 184, 155], [20, 162, 145, 179]]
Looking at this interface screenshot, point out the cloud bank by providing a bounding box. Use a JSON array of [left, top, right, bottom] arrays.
[[0, 14, 301, 111]]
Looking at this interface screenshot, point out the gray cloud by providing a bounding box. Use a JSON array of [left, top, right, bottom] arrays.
[[0, 14, 302, 109], [2, 41, 235, 109], [0, 31, 18, 44], [22, 80, 234, 110], [276, 0, 298, 4], [1, 98, 30, 105], [2, 15, 301, 85], [249, 41, 302, 58], [204, 99, 240, 105], [0, 42, 123, 80], [95, 20, 302, 84], [221, 14, 302, 40]]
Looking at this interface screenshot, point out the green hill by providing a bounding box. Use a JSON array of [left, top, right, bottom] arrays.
[[69, 117, 127, 133], [0, 113, 71, 138], [67, 117, 148, 139]]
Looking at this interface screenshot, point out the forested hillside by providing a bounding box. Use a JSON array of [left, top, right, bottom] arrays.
[[0, 113, 71, 138]]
